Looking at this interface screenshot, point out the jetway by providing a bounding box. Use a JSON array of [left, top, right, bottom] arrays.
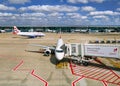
[[64, 43, 120, 65], [65, 43, 82, 57], [84, 44, 120, 58]]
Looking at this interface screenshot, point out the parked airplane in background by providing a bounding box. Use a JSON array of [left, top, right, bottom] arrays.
[[74, 29, 88, 33], [80, 29, 89, 33], [13, 26, 45, 38], [0, 30, 6, 33], [30, 36, 64, 61]]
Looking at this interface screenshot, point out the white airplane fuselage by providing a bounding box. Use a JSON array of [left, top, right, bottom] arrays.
[[13, 26, 45, 38], [55, 37, 64, 61], [17, 32, 45, 37]]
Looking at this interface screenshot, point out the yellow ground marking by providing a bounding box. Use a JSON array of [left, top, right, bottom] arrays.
[[56, 62, 68, 69]]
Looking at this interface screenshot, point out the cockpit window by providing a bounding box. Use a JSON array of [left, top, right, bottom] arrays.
[[56, 50, 64, 52]]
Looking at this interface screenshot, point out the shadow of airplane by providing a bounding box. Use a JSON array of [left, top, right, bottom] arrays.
[[25, 50, 120, 71], [50, 55, 70, 65], [25, 50, 44, 53], [73, 59, 120, 72], [12, 36, 38, 39]]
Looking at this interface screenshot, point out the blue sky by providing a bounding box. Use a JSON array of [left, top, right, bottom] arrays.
[[0, 0, 120, 26]]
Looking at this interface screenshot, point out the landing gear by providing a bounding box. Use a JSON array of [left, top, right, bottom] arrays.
[[81, 56, 93, 66], [71, 56, 92, 66], [82, 61, 89, 66]]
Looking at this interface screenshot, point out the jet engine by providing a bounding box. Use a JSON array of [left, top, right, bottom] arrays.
[[44, 49, 51, 56]]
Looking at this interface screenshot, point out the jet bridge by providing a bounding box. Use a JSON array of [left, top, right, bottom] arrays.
[[65, 43, 82, 57], [84, 44, 120, 59], [65, 43, 120, 65]]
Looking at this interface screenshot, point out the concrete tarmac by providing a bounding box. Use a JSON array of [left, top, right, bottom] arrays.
[[0, 32, 120, 86]]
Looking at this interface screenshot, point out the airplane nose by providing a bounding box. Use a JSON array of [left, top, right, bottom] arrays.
[[55, 52, 64, 61]]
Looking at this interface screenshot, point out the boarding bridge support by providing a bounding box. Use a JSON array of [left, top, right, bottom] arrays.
[[65, 43, 92, 66]]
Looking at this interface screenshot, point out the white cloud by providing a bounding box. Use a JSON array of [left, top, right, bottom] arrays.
[[0, 12, 13, 16], [8, 0, 31, 4], [66, 13, 87, 19], [0, 12, 46, 19], [0, 11, 89, 26], [114, 17, 120, 24], [81, 6, 96, 12], [21, 13, 46, 17], [93, 15, 108, 19], [0, 4, 16, 11], [81, 16, 88, 19], [19, 5, 79, 12], [90, 0, 104, 3], [117, 8, 120, 11], [89, 11, 120, 16], [67, 0, 104, 4], [48, 12, 64, 17], [68, 0, 88, 4]]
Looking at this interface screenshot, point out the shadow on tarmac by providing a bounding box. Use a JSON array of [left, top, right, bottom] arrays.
[[25, 50, 120, 72], [74, 61, 120, 72], [50, 55, 70, 65], [50, 54, 58, 65], [25, 50, 43, 53], [12, 36, 35, 39], [89, 62, 120, 71]]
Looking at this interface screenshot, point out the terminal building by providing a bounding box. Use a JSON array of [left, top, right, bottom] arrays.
[[0, 26, 120, 33]]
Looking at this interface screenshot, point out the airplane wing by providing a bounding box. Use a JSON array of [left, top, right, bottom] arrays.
[[29, 44, 55, 50]]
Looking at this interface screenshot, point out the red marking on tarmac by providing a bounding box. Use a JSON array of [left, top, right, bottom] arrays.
[[72, 76, 84, 86], [31, 70, 48, 86], [13, 60, 24, 71], [12, 61, 48, 86], [0, 54, 48, 86], [102, 81, 108, 86], [70, 61, 120, 86]]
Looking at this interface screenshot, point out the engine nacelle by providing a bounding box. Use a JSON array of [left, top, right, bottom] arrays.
[[44, 49, 51, 56]]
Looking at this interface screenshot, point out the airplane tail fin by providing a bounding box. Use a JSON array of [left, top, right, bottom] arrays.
[[13, 26, 20, 34], [59, 28, 62, 38]]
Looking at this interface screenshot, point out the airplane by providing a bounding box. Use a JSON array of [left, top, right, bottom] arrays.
[[0, 30, 6, 33], [73, 29, 88, 33], [28, 36, 98, 66], [29, 36, 65, 61], [13, 26, 45, 38], [80, 29, 89, 33]]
